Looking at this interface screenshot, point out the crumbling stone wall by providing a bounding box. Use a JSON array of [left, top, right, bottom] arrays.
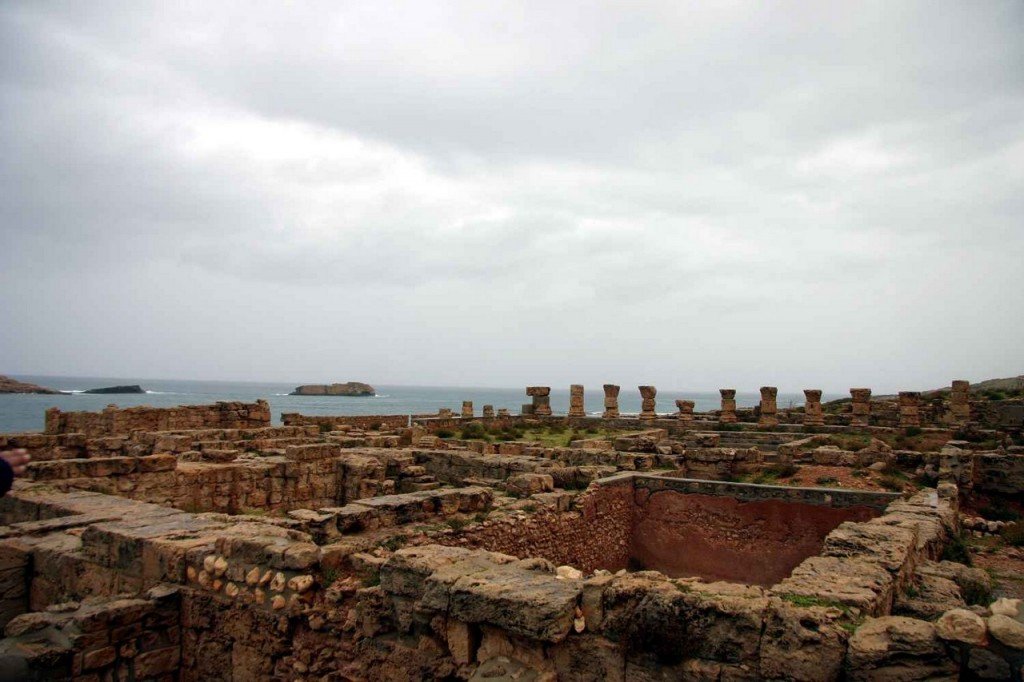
[[45, 401, 271, 436], [434, 477, 635, 573], [281, 413, 408, 430]]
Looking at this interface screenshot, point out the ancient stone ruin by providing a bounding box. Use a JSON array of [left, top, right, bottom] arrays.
[[568, 385, 585, 418], [526, 386, 552, 417], [603, 384, 620, 419], [638, 386, 657, 421], [0, 380, 1022, 680], [719, 388, 738, 423], [758, 386, 778, 428], [803, 389, 824, 426]]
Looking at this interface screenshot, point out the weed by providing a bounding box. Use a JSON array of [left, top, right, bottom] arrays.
[[815, 476, 838, 486], [446, 517, 469, 531], [779, 593, 853, 615], [877, 475, 905, 492], [362, 573, 381, 588], [380, 535, 408, 552], [904, 426, 923, 437]]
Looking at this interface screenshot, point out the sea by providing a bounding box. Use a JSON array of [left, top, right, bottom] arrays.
[[0, 375, 842, 434]]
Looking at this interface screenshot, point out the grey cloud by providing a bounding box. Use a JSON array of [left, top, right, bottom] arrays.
[[0, 1, 1021, 390]]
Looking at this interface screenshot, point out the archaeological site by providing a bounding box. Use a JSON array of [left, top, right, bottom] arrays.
[[0, 382, 1022, 681]]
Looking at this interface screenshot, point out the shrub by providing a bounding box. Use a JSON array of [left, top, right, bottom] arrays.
[[940, 533, 972, 566], [904, 426, 923, 437], [435, 429, 454, 439], [459, 422, 489, 441], [815, 476, 838, 486], [878, 475, 905, 492], [318, 422, 333, 433], [446, 517, 468, 531], [979, 500, 1021, 522], [1001, 522, 1024, 547]]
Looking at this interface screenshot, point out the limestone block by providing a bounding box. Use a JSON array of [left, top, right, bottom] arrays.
[[935, 608, 988, 645], [845, 616, 957, 681]]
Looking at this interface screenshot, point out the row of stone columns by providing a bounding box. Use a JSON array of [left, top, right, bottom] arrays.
[[458, 403, 506, 418], [511, 381, 970, 427]]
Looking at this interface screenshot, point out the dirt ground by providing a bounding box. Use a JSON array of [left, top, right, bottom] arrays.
[[969, 538, 1024, 599], [771, 464, 914, 493]]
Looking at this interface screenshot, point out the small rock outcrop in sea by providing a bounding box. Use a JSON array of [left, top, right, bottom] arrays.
[[0, 375, 65, 394], [290, 382, 375, 396], [83, 385, 146, 395]]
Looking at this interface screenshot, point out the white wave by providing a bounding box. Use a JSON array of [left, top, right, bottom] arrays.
[[272, 393, 291, 396], [374, 394, 390, 398], [145, 391, 182, 395], [62, 389, 85, 394]]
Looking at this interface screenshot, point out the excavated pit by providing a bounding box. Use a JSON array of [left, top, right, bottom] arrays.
[[570, 475, 899, 586]]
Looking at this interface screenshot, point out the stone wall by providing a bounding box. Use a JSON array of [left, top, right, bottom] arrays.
[[281, 413, 409, 430], [434, 477, 635, 573], [44, 400, 271, 436], [631, 487, 879, 585]]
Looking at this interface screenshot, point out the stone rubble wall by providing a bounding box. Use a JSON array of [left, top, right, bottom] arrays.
[[356, 486, 966, 681], [281, 413, 409, 430], [0, 471, 1011, 680], [44, 400, 272, 437], [432, 477, 635, 573], [0, 586, 182, 680]]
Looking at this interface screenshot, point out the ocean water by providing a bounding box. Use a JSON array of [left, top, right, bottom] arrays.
[[0, 375, 840, 433]]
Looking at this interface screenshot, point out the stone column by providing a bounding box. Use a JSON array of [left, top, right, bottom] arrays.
[[803, 389, 824, 426], [850, 388, 871, 427], [638, 386, 657, 420], [675, 399, 695, 424], [950, 380, 970, 424], [44, 407, 61, 434], [526, 387, 551, 416], [602, 384, 620, 419], [482, 404, 494, 418], [898, 391, 921, 428], [568, 384, 586, 418], [719, 389, 737, 423], [758, 387, 778, 427], [461, 401, 473, 418]]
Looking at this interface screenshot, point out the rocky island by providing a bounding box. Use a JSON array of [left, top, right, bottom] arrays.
[[83, 385, 146, 394], [290, 381, 375, 396], [0, 375, 64, 394]]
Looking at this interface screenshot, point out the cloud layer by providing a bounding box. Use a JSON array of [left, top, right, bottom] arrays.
[[2, 1, 1022, 392]]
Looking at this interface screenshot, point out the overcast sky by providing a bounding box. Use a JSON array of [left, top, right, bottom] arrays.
[[1, 1, 1021, 393]]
